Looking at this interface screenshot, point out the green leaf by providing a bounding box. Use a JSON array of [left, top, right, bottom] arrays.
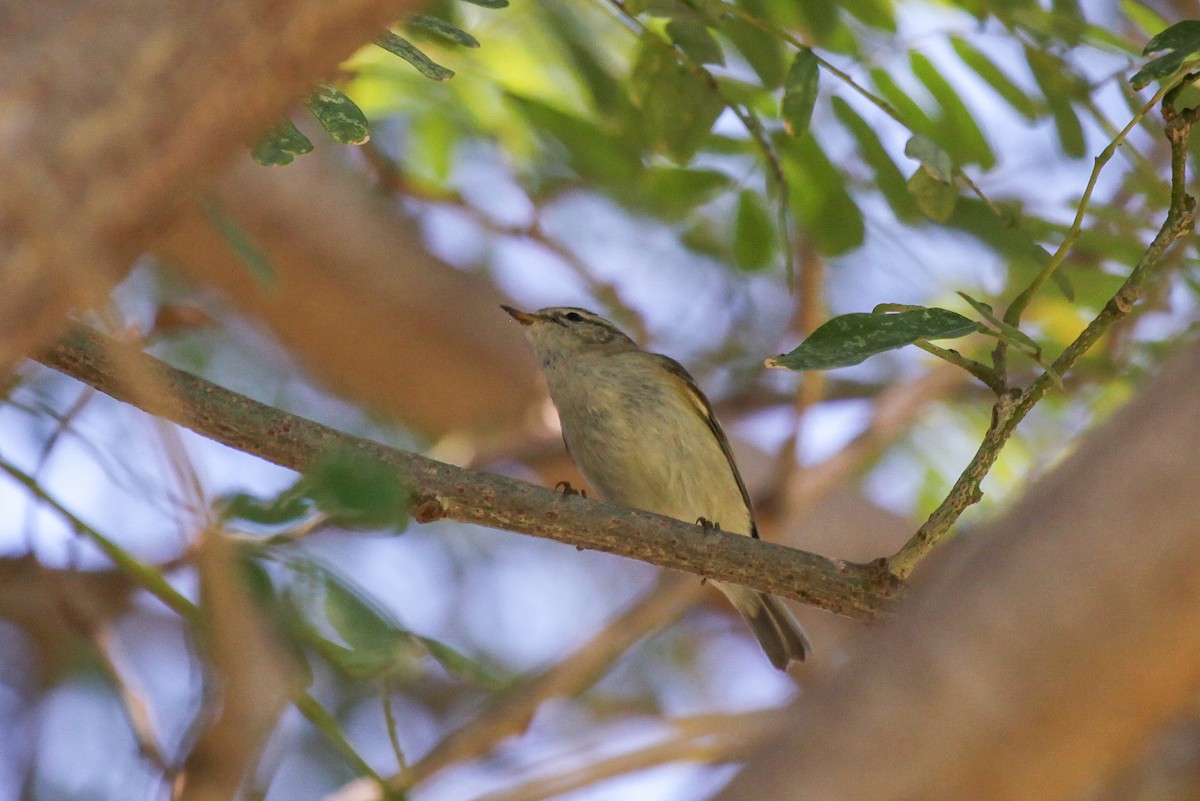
[[374, 31, 455, 81], [630, 34, 724, 163], [456, 0, 508, 8], [958, 292, 1064, 388], [238, 554, 278, 606], [721, 11, 787, 88], [200, 199, 277, 288], [509, 94, 641, 185], [791, 0, 841, 44], [779, 133, 864, 255], [956, 292, 1041, 355], [251, 119, 313, 166], [1081, 23, 1142, 55], [714, 76, 775, 114], [319, 575, 427, 676], [1170, 74, 1200, 112], [910, 52, 994, 168], [1024, 47, 1085, 157], [1121, 0, 1170, 40], [408, 107, 458, 184], [1051, 265, 1075, 301], [680, 214, 731, 259], [906, 168, 958, 221], [733, 190, 774, 270], [870, 68, 939, 141], [767, 308, 980, 371], [1130, 49, 1197, 90], [943, 198, 1046, 275], [405, 14, 480, 47], [950, 36, 1039, 121], [544, 3, 632, 115], [218, 450, 408, 532], [303, 567, 501, 684], [1142, 19, 1200, 56], [781, 48, 820, 136], [688, 0, 735, 18], [904, 134, 954, 182], [417, 636, 505, 688], [629, 32, 674, 105], [702, 132, 757, 156], [1048, 104, 1086, 158], [831, 97, 916, 220], [641, 167, 732, 220], [1050, 0, 1087, 45], [217, 489, 310, 526], [238, 555, 315, 684], [303, 86, 369, 145], [666, 18, 724, 65], [323, 574, 410, 651], [298, 447, 410, 530], [839, 0, 896, 31]]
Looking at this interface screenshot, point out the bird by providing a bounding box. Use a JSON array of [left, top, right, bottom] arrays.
[[503, 304, 810, 670]]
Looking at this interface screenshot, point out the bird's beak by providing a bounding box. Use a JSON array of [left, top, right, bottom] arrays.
[[501, 305, 539, 326]]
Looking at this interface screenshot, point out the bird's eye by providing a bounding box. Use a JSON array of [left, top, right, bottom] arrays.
[[563, 312, 584, 322]]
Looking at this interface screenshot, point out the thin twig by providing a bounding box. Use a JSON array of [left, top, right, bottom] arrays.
[[912, 342, 1000, 391], [89, 620, 173, 772], [1001, 77, 1179, 328], [464, 710, 785, 801], [381, 677, 408, 773], [715, 3, 903, 130], [888, 99, 1198, 579], [292, 692, 391, 788], [0, 454, 201, 625]]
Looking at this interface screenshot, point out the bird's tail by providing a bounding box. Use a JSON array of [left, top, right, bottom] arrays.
[[714, 582, 811, 670]]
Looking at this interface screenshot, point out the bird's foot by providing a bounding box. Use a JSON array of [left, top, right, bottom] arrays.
[[555, 481, 587, 498]]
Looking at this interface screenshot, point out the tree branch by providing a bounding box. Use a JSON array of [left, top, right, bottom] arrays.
[[35, 326, 898, 620]]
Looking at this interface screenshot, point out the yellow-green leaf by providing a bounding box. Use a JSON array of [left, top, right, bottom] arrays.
[[781, 48, 819, 136], [733, 190, 774, 270], [667, 18, 724, 66], [906, 168, 958, 221], [251, 119, 313, 166], [304, 86, 369, 145]]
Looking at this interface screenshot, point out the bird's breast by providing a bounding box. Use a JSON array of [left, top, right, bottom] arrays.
[[542, 356, 753, 535]]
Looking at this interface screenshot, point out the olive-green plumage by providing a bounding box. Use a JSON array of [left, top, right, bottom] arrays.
[[504, 305, 810, 670]]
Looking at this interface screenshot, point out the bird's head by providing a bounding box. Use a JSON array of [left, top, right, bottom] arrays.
[[502, 305, 638, 360]]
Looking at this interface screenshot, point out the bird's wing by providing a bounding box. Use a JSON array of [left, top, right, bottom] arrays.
[[650, 353, 760, 539]]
